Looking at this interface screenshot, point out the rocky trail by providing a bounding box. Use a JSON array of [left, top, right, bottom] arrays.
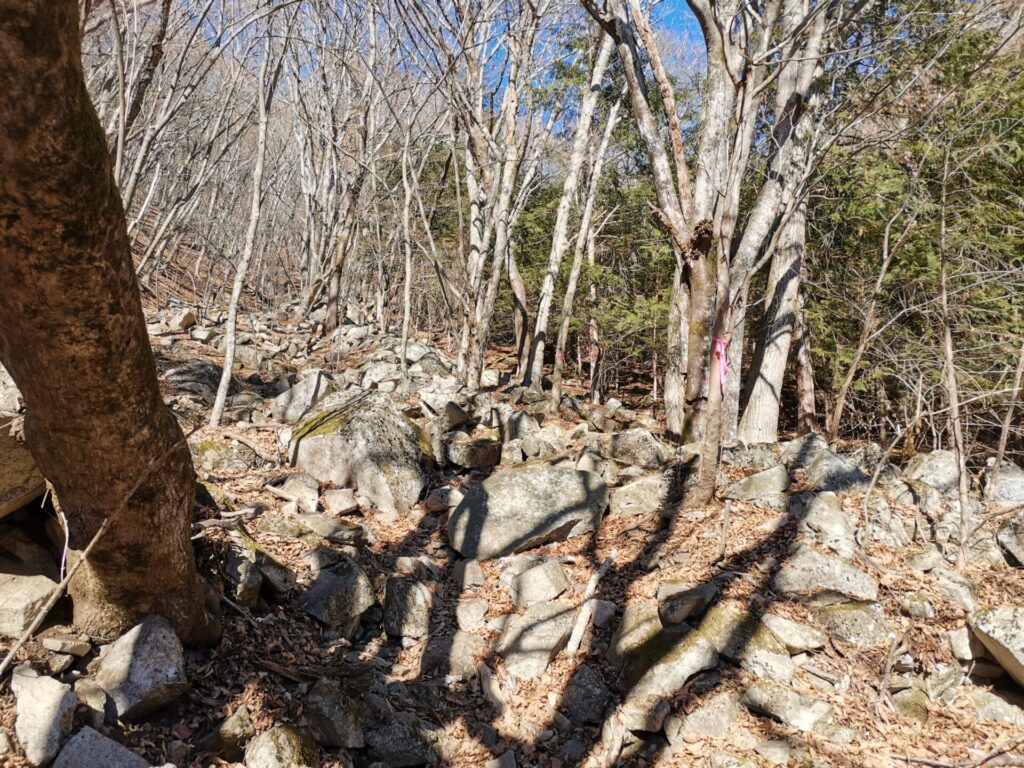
[[2, 302, 1024, 768]]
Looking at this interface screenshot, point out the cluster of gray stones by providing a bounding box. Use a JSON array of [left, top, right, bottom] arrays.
[[2, 311, 1024, 767]]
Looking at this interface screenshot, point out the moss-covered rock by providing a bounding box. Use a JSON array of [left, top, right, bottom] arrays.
[[290, 391, 431, 515]]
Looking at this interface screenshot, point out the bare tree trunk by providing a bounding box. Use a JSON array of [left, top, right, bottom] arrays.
[[0, 0, 218, 644], [550, 94, 622, 406], [937, 161, 972, 567], [524, 33, 614, 388], [738, 202, 807, 443], [211, 28, 280, 426], [992, 340, 1024, 484], [794, 288, 818, 434]]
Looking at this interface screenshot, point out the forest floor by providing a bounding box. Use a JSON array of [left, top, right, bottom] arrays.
[[1, 301, 1023, 768]]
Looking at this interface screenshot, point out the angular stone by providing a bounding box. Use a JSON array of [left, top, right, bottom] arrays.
[[560, 664, 611, 726], [804, 449, 869, 492], [229, 528, 295, 600], [12, 664, 76, 766], [608, 464, 691, 517], [761, 613, 826, 653], [904, 450, 959, 495], [364, 720, 436, 768], [986, 461, 1024, 508], [447, 463, 607, 560], [290, 391, 431, 514], [772, 544, 878, 601], [594, 428, 666, 468], [322, 488, 359, 516], [496, 601, 574, 679], [281, 473, 320, 515], [780, 433, 830, 471], [969, 607, 1024, 686], [795, 492, 856, 558], [452, 559, 485, 589], [742, 681, 832, 732], [0, 571, 57, 639], [198, 704, 255, 760], [300, 556, 376, 638], [710, 752, 756, 768], [694, 602, 794, 683], [657, 581, 718, 625], [92, 615, 188, 719], [446, 435, 501, 469], [892, 687, 929, 723], [725, 465, 790, 500], [0, 431, 45, 519], [53, 727, 149, 768], [608, 602, 662, 670], [967, 689, 1024, 725], [421, 631, 485, 679], [998, 513, 1024, 564], [456, 599, 488, 630], [245, 726, 319, 768], [272, 370, 335, 423], [619, 629, 718, 731], [814, 601, 893, 647], [305, 678, 365, 748], [511, 561, 569, 607], [383, 578, 432, 639], [170, 309, 197, 331], [679, 692, 740, 739]]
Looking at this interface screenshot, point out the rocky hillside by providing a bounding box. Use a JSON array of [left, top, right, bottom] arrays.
[[1, 303, 1024, 768]]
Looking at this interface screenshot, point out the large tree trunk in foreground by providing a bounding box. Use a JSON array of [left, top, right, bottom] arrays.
[[0, 0, 220, 645]]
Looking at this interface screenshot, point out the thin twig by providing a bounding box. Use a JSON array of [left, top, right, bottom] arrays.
[[223, 429, 280, 465], [566, 550, 617, 655]]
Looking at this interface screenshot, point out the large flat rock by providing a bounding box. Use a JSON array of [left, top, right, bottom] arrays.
[[447, 462, 607, 559]]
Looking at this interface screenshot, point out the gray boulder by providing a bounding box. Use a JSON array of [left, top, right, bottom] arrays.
[[997, 513, 1024, 564], [245, 726, 319, 768], [300, 555, 376, 638], [272, 370, 335, 423], [969, 607, 1024, 686], [289, 391, 431, 514], [496, 601, 575, 679], [780, 433, 830, 471], [52, 727, 149, 768], [383, 578, 432, 639], [724, 465, 790, 500], [904, 450, 960, 494], [694, 602, 794, 683], [772, 544, 878, 601], [0, 362, 21, 414], [609, 463, 692, 517], [510, 561, 569, 607], [586, 428, 665, 468], [447, 463, 607, 560], [12, 664, 76, 766], [305, 678, 365, 748], [657, 581, 718, 625], [92, 616, 188, 719], [795, 492, 856, 558], [814, 601, 893, 647], [986, 461, 1024, 508], [561, 664, 612, 726], [742, 681, 832, 732], [804, 449, 869, 492], [619, 628, 718, 731]]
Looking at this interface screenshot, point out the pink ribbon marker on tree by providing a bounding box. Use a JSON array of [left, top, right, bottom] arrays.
[[712, 336, 730, 389]]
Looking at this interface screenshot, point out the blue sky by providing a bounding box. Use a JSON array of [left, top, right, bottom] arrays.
[[657, 0, 703, 38]]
